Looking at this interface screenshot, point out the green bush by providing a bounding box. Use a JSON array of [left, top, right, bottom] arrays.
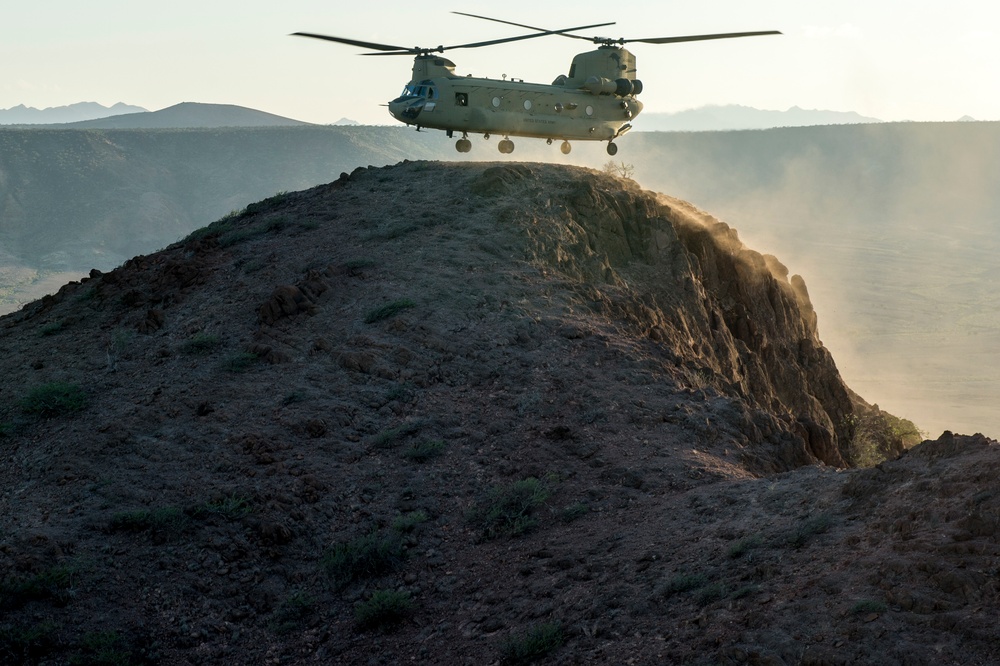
[[364, 299, 416, 324], [659, 573, 708, 597], [70, 630, 143, 666], [403, 439, 445, 463], [0, 565, 76, 610], [468, 477, 551, 540], [372, 421, 422, 449], [499, 622, 564, 664], [321, 531, 406, 589], [192, 494, 253, 520], [269, 592, 315, 635], [220, 351, 262, 372], [39, 321, 64, 336], [391, 511, 429, 534], [851, 599, 888, 615], [727, 534, 763, 559], [20, 382, 88, 418], [107, 507, 187, 534], [559, 502, 590, 523], [179, 333, 222, 355], [0, 622, 58, 663], [354, 589, 413, 631], [785, 514, 833, 549], [695, 582, 728, 606]]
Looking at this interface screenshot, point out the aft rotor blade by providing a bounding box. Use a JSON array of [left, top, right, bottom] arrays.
[[291, 32, 413, 53], [629, 30, 782, 44]]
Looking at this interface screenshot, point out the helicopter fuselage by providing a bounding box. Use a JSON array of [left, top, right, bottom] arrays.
[[386, 47, 642, 151], [388, 75, 642, 142]]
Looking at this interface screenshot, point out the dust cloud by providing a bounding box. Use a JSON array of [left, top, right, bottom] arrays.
[[624, 123, 1000, 437]]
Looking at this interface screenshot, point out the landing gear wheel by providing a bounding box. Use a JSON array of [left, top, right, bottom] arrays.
[[560, 141, 572, 155], [498, 139, 515, 154], [455, 138, 472, 153], [606, 142, 618, 156]]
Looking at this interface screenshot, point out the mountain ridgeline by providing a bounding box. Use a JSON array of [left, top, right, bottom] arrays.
[[3, 119, 1000, 435]]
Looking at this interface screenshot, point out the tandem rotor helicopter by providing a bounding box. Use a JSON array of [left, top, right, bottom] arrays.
[[293, 13, 780, 156]]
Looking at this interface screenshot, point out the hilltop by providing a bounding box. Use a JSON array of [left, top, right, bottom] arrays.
[[4, 120, 1000, 435], [56, 102, 311, 129], [1, 161, 996, 665]]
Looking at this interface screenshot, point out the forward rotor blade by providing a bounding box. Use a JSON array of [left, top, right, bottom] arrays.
[[440, 23, 618, 51], [452, 12, 615, 41], [291, 32, 413, 53], [629, 30, 782, 44]]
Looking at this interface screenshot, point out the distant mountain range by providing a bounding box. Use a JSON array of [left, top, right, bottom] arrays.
[[0, 101, 147, 125], [56, 102, 311, 129], [3, 101, 890, 131], [1, 102, 310, 129], [634, 104, 883, 131]]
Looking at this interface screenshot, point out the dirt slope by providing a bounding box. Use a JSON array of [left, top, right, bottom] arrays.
[[0, 161, 996, 665]]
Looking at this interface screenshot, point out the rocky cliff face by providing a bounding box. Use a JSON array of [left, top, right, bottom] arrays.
[[469, 164, 865, 468], [0, 162, 991, 665]]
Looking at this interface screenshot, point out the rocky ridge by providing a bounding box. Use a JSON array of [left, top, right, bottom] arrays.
[[0, 161, 996, 664]]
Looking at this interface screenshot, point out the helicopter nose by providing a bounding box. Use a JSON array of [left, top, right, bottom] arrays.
[[388, 98, 424, 124]]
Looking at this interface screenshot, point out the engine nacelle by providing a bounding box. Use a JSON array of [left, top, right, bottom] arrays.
[[583, 76, 618, 95], [614, 78, 633, 96]]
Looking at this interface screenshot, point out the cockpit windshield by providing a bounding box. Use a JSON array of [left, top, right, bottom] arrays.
[[398, 84, 438, 99]]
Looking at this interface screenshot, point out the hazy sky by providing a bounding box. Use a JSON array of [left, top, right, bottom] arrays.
[[3, 1, 1000, 125]]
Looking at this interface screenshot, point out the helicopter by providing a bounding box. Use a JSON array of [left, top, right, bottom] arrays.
[[294, 13, 780, 156]]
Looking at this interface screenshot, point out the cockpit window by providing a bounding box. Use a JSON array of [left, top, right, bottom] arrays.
[[399, 84, 438, 99]]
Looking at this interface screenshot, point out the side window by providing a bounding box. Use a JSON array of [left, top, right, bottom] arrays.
[[456, 93, 468, 106]]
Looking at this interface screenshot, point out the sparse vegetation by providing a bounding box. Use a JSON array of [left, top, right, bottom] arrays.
[[560, 502, 590, 523], [179, 332, 222, 355], [39, 321, 65, 336], [269, 592, 316, 635], [851, 599, 888, 615], [20, 382, 88, 418], [372, 421, 422, 449], [659, 572, 709, 597], [727, 534, 763, 559], [364, 298, 416, 323], [843, 411, 923, 467], [601, 160, 635, 180], [403, 439, 445, 462], [695, 582, 728, 606], [281, 390, 309, 405], [70, 630, 145, 666], [785, 514, 833, 549], [0, 565, 77, 610], [345, 258, 377, 275], [321, 530, 406, 590], [499, 622, 564, 664], [220, 350, 263, 372], [193, 494, 253, 519], [391, 511, 429, 534], [468, 477, 552, 540], [0, 622, 59, 664], [107, 507, 187, 534], [354, 589, 413, 631]]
